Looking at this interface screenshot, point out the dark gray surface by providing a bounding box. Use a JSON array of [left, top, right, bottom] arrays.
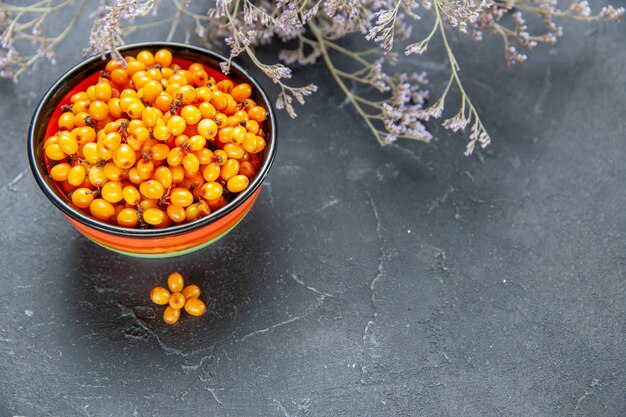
[[0, 6, 624, 417]]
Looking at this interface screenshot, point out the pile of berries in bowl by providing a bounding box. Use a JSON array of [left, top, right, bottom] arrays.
[[28, 42, 276, 257]]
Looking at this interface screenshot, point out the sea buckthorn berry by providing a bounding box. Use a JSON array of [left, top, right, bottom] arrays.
[[150, 287, 170, 305], [152, 167, 171, 189], [170, 165, 185, 184], [102, 161, 123, 181], [94, 81, 112, 101], [196, 86, 212, 102], [44, 135, 58, 147], [73, 111, 91, 127], [127, 167, 142, 185], [88, 166, 107, 187], [154, 49, 173, 67], [90, 199, 115, 221], [50, 163, 71, 181], [192, 70, 209, 86], [141, 107, 160, 127], [248, 106, 267, 123], [184, 298, 206, 317], [113, 143, 137, 169], [61, 180, 77, 194], [101, 131, 122, 151], [177, 85, 196, 105], [195, 149, 213, 166], [185, 201, 209, 222], [146, 67, 162, 82], [217, 126, 233, 144], [181, 105, 202, 125], [169, 187, 194, 207], [154, 93, 173, 113], [143, 207, 165, 225], [197, 119, 218, 139], [116, 208, 139, 227], [231, 126, 247, 145], [254, 136, 266, 153], [231, 83, 252, 102], [71, 91, 89, 103], [86, 85, 96, 101], [210, 90, 228, 111], [72, 100, 90, 115], [126, 60, 145, 76], [224, 96, 237, 115], [58, 133, 79, 155], [45, 143, 66, 160], [213, 150, 228, 165], [216, 79, 234, 93], [167, 204, 186, 223], [242, 133, 258, 153], [137, 50, 155, 66], [239, 161, 255, 178], [187, 135, 206, 151], [182, 153, 200, 174], [101, 181, 123, 203], [227, 175, 250, 193], [136, 159, 154, 180], [182, 285, 201, 299], [75, 126, 96, 145], [103, 98, 122, 119], [167, 115, 186, 136], [111, 68, 129, 85], [149, 143, 169, 161], [220, 159, 240, 181], [126, 100, 145, 119], [234, 110, 249, 123], [89, 100, 109, 121], [122, 185, 141, 205], [82, 142, 100, 164], [167, 272, 184, 293], [152, 124, 171, 141], [140, 179, 164, 200], [201, 182, 223, 200], [67, 165, 86, 187], [142, 80, 163, 104], [71, 188, 95, 209], [169, 292, 186, 310], [163, 306, 180, 325], [165, 147, 183, 167], [96, 141, 114, 160], [226, 116, 240, 128], [58, 112, 75, 130], [198, 102, 216, 120], [202, 162, 220, 182], [139, 198, 159, 211]]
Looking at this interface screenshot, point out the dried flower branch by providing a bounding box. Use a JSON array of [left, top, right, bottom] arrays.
[[1, 0, 623, 155]]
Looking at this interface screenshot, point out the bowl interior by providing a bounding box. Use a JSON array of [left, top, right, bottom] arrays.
[[29, 42, 276, 238]]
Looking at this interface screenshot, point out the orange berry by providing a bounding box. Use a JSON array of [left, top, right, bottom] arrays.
[[227, 175, 249, 193], [184, 298, 206, 316], [163, 306, 180, 325], [150, 286, 171, 305], [155, 49, 173, 67], [117, 208, 139, 227], [167, 272, 184, 292], [182, 284, 201, 299], [231, 83, 252, 102], [169, 292, 186, 310]]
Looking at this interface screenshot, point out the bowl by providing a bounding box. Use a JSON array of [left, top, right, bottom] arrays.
[[28, 42, 277, 258]]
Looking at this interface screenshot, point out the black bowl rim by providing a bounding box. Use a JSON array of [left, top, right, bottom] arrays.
[[28, 41, 277, 238]]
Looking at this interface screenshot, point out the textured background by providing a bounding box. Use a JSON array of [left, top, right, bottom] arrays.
[[0, 3, 624, 416]]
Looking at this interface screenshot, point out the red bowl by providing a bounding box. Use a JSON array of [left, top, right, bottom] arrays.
[[28, 42, 277, 257]]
